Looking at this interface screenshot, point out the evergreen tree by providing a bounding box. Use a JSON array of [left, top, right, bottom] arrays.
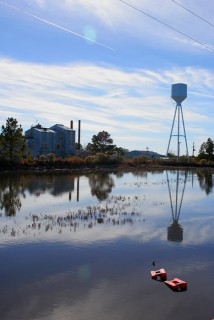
[[0, 118, 26, 161], [87, 131, 114, 153], [198, 138, 214, 160]]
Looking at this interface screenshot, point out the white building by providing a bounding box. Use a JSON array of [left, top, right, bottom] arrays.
[[25, 123, 76, 157]]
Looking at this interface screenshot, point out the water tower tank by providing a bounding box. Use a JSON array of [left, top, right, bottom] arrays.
[[171, 83, 187, 105]]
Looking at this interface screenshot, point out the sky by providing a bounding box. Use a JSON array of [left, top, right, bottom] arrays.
[[0, 0, 213, 155]]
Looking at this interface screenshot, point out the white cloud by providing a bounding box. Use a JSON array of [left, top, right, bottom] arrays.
[[34, 0, 45, 8], [5, 0, 214, 52], [0, 58, 213, 152]]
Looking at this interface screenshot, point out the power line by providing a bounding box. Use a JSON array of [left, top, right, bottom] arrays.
[[0, 0, 114, 51], [118, 0, 214, 53], [170, 0, 214, 28]]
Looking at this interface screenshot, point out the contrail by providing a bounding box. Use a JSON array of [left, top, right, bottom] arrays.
[[0, 1, 114, 51]]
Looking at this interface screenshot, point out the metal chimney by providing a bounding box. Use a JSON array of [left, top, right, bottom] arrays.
[[78, 120, 81, 150], [70, 120, 73, 129]]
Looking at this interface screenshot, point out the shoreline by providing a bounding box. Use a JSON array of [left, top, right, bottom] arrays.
[[1, 163, 214, 175]]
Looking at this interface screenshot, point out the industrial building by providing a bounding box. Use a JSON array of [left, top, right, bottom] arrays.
[[25, 122, 76, 157]]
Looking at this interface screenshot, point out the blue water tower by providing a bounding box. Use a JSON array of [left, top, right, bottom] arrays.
[[166, 83, 189, 161]]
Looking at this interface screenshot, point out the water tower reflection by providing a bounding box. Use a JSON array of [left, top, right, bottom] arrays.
[[167, 170, 188, 242]]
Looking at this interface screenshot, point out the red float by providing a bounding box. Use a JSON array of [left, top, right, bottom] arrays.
[[164, 278, 187, 291], [151, 268, 167, 281]]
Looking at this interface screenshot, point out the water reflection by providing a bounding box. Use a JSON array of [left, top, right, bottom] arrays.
[[1, 170, 214, 320], [88, 173, 115, 201], [0, 170, 213, 219], [0, 173, 116, 216], [0, 174, 77, 215], [196, 171, 213, 195], [0, 186, 21, 216], [0, 176, 25, 216], [0, 171, 213, 220], [0, 170, 213, 256], [26, 174, 75, 198], [0, 192, 142, 238], [166, 170, 188, 242]]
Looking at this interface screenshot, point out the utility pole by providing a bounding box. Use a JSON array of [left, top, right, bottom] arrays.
[[192, 142, 196, 157]]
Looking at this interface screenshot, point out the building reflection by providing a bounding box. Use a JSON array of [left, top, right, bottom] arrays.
[[0, 173, 116, 216], [27, 175, 75, 198], [166, 170, 188, 242], [1, 170, 212, 219], [25, 173, 115, 202], [76, 176, 80, 202], [0, 174, 77, 216]]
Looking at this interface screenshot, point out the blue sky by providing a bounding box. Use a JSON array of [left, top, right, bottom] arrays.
[[0, 0, 213, 155]]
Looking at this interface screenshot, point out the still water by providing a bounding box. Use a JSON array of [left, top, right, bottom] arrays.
[[0, 170, 214, 320]]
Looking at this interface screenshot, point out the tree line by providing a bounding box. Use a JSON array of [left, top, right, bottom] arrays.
[[0, 117, 127, 161], [0, 117, 213, 163]]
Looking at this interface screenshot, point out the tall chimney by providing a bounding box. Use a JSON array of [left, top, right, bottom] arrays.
[[78, 120, 81, 150], [70, 120, 73, 129]]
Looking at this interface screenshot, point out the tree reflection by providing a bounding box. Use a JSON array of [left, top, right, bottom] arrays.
[[196, 171, 213, 195], [115, 172, 124, 178], [88, 173, 115, 201], [131, 170, 148, 178], [0, 178, 23, 216]]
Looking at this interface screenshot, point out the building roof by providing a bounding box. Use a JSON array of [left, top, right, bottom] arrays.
[[50, 124, 73, 130], [125, 150, 164, 158]]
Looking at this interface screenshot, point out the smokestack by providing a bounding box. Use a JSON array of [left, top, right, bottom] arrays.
[[70, 120, 73, 129], [78, 120, 81, 150]]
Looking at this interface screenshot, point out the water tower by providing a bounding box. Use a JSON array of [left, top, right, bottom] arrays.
[[166, 83, 189, 161]]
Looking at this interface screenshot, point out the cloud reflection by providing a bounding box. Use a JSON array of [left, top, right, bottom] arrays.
[[0, 170, 214, 247]]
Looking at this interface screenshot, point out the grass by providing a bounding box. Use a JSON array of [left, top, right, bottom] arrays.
[[0, 154, 214, 173]]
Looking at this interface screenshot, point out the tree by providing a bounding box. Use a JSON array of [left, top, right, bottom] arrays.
[[86, 131, 115, 153], [75, 142, 83, 150], [0, 118, 26, 161], [167, 151, 176, 159], [114, 147, 129, 156], [198, 138, 214, 160]]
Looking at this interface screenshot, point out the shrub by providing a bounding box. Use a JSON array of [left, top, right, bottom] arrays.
[[152, 158, 164, 164], [123, 158, 136, 167], [39, 155, 46, 162], [199, 159, 207, 165], [47, 153, 56, 162], [85, 155, 98, 166], [66, 156, 85, 167], [97, 153, 110, 164], [189, 157, 197, 164], [133, 155, 148, 165], [21, 157, 36, 166], [207, 160, 214, 166]]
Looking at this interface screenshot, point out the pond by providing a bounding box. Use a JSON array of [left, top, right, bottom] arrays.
[[0, 169, 214, 320]]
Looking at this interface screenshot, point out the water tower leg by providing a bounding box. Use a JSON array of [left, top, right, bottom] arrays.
[[177, 104, 181, 162], [175, 170, 180, 219], [166, 171, 175, 221], [177, 170, 187, 221], [180, 107, 189, 159], [166, 105, 178, 157]]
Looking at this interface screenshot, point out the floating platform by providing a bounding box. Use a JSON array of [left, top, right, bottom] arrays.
[[164, 278, 187, 291], [151, 268, 167, 281]]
